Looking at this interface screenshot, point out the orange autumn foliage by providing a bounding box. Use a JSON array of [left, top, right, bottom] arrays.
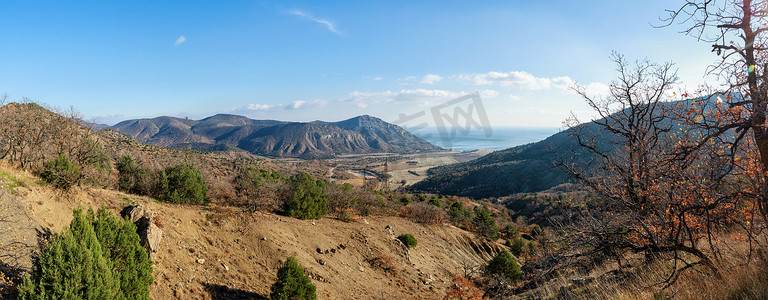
[[444, 274, 483, 300]]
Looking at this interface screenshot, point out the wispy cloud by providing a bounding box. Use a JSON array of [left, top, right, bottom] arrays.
[[420, 74, 443, 84], [288, 9, 341, 35], [229, 99, 327, 112], [340, 89, 464, 108], [174, 35, 186, 46], [465, 71, 574, 90]]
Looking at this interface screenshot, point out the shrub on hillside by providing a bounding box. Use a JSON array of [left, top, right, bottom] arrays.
[[233, 167, 285, 193], [397, 233, 418, 248], [39, 153, 80, 190], [368, 252, 399, 276], [157, 163, 208, 205], [270, 257, 316, 300], [285, 172, 328, 219], [399, 202, 445, 224], [530, 224, 543, 237], [399, 195, 411, 205], [19, 207, 153, 299], [448, 202, 474, 225], [508, 237, 527, 257], [19, 208, 118, 299], [473, 205, 500, 239], [91, 207, 153, 299], [328, 182, 356, 219], [445, 274, 483, 300], [234, 167, 288, 212], [502, 224, 519, 239], [116, 154, 148, 195], [486, 250, 522, 282], [428, 196, 442, 208]]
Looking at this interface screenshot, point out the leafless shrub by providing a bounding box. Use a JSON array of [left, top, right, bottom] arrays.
[[399, 202, 445, 224]]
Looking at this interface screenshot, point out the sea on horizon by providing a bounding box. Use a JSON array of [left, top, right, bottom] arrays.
[[407, 126, 560, 152]]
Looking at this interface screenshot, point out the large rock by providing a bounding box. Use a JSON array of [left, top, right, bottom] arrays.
[[126, 203, 162, 260], [137, 216, 163, 260]]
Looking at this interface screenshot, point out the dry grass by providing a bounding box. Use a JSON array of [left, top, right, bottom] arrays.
[[528, 234, 768, 300]]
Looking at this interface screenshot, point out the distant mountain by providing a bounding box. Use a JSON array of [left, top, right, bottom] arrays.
[[111, 114, 443, 158]]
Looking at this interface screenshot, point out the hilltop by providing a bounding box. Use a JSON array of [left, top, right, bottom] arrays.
[[111, 114, 443, 159]]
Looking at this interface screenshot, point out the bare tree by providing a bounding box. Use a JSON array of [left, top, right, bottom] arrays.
[[555, 54, 740, 287]]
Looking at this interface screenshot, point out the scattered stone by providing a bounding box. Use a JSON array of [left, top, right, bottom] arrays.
[[338, 244, 346, 250], [421, 274, 434, 285], [330, 248, 336, 253], [570, 276, 595, 285], [358, 266, 364, 272], [385, 225, 394, 237], [261, 237, 267, 241], [324, 249, 329, 254], [197, 258, 205, 264], [222, 264, 229, 271], [316, 248, 323, 254], [318, 259, 326, 266], [362, 219, 369, 224], [174, 283, 184, 298]]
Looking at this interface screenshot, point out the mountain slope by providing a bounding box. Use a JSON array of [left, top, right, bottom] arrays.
[[111, 114, 442, 158], [410, 128, 579, 199], [410, 99, 708, 199]]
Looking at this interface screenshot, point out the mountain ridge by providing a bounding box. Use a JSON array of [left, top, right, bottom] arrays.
[[110, 114, 443, 158]]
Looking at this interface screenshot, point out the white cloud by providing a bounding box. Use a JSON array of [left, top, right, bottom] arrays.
[[229, 99, 327, 112], [288, 10, 341, 35], [374, 77, 383, 81], [469, 71, 575, 90], [242, 104, 273, 111], [420, 74, 443, 84], [479, 89, 499, 99], [582, 82, 610, 96], [341, 89, 465, 108], [174, 35, 186, 46]]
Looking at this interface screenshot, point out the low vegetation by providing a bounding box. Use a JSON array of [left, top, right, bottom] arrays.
[[39, 153, 81, 191], [19, 207, 152, 299], [485, 250, 521, 282], [157, 163, 208, 205], [285, 172, 328, 219], [396, 233, 417, 248], [270, 257, 316, 300]]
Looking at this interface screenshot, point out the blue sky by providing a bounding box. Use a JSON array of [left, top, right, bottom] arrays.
[[0, 1, 716, 128]]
